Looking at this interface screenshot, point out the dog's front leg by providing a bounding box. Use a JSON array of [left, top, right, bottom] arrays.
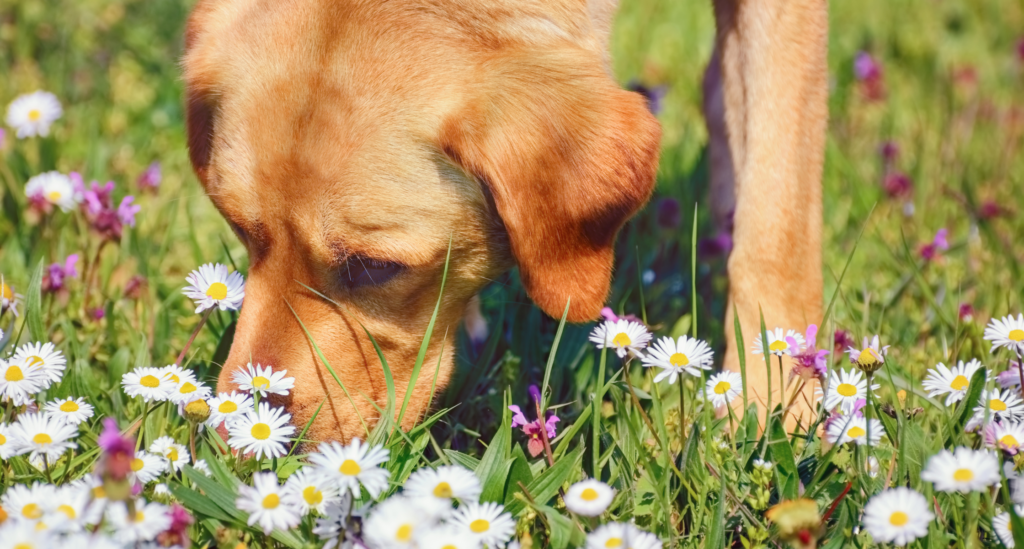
[[709, 0, 828, 430]]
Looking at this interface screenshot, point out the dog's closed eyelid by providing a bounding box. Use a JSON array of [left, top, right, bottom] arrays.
[[339, 256, 404, 290]]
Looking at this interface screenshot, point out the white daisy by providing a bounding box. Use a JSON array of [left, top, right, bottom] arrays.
[[0, 357, 46, 406], [11, 342, 66, 386], [702, 371, 743, 409], [9, 412, 77, 464], [193, 459, 212, 476], [106, 499, 172, 544], [752, 327, 805, 357], [24, 171, 79, 212], [1, 275, 22, 317], [227, 401, 295, 460], [231, 362, 295, 397], [0, 521, 55, 549], [968, 389, 1024, 430], [158, 363, 188, 385], [0, 422, 20, 459], [862, 487, 933, 546], [450, 501, 515, 547], [129, 450, 169, 484], [641, 335, 714, 384], [363, 496, 435, 548], [819, 368, 879, 414], [825, 415, 884, 446], [985, 314, 1024, 355], [994, 511, 1018, 548], [921, 447, 1001, 492], [121, 367, 175, 402], [283, 467, 339, 515], [1, 482, 55, 522], [309, 438, 391, 499], [416, 524, 481, 549], [564, 479, 615, 517], [206, 391, 254, 427], [183, 263, 245, 313], [845, 335, 890, 369], [43, 396, 94, 426], [922, 359, 985, 406], [236, 472, 301, 535], [403, 465, 482, 508], [5, 91, 62, 138], [44, 484, 94, 532], [589, 319, 652, 359], [167, 371, 213, 405], [988, 421, 1024, 454], [313, 498, 355, 549], [586, 522, 662, 549], [149, 436, 190, 471]]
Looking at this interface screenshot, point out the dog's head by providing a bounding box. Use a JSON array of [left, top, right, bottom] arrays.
[[183, 0, 660, 439]]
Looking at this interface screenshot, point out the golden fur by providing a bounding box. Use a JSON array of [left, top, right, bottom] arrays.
[[183, 0, 826, 440]]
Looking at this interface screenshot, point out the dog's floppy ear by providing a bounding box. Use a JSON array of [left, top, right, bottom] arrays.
[[440, 50, 661, 322]]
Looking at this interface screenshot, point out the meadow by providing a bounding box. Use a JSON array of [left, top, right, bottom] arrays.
[[1, 0, 1024, 547]]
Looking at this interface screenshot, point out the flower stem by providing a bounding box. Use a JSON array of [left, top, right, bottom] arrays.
[[592, 348, 607, 479], [136, 403, 152, 452], [175, 308, 214, 367], [678, 373, 686, 449], [189, 422, 198, 464], [1016, 351, 1024, 399], [534, 395, 556, 468], [42, 455, 54, 484]]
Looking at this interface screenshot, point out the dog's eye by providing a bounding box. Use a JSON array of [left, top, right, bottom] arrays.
[[228, 221, 248, 245], [340, 256, 403, 289]]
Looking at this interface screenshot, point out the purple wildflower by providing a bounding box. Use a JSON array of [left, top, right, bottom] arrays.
[[833, 329, 855, 356], [599, 308, 642, 324], [698, 232, 733, 259], [919, 228, 949, 261], [118, 196, 140, 227], [42, 254, 79, 293], [854, 52, 881, 81], [789, 324, 829, 382], [879, 141, 899, 164], [80, 179, 139, 240], [97, 417, 134, 484], [958, 303, 974, 322], [627, 81, 669, 115], [883, 172, 913, 199], [509, 385, 559, 457], [978, 200, 1010, 220], [137, 161, 162, 191], [158, 504, 194, 549], [656, 197, 681, 229]]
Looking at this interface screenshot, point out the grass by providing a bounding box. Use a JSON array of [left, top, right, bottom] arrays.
[[1, 0, 1024, 547]]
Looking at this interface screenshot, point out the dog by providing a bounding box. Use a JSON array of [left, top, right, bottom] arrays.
[[183, 0, 827, 441]]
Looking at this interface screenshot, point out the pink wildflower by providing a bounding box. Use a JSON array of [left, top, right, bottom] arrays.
[[919, 228, 949, 261], [42, 254, 79, 293], [137, 161, 162, 192], [789, 324, 829, 382], [509, 385, 559, 458]]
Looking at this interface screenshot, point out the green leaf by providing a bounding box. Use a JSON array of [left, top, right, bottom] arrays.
[[168, 482, 236, 523], [443, 450, 480, 471], [504, 444, 535, 507], [476, 400, 512, 503], [25, 259, 45, 341], [950, 365, 987, 442], [507, 445, 583, 516], [534, 502, 586, 549], [767, 405, 799, 500], [704, 473, 727, 549]]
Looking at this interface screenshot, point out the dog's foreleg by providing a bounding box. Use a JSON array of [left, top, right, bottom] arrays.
[[710, 0, 828, 430]]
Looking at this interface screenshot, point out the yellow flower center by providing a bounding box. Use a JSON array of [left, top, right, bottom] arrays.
[[768, 340, 788, 352], [433, 481, 453, 498], [27, 109, 41, 121], [469, 519, 490, 533], [1001, 435, 1020, 448], [57, 505, 76, 519], [857, 349, 881, 366], [169, 374, 180, 383], [340, 459, 361, 476], [1009, 329, 1024, 342], [140, 375, 160, 388], [612, 332, 632, 347], [950, 375, 969, 391], [167, 448, 179, 462], [219, 401, 238, 413], [953, 468, 974, 482], [60, 401, 79, 413], [206, 282, 228, 300], [5, 366, 24, 382], [92, 486, 106, 499], [714, 381, 731, 395], [251, 423, 271, 440], [179, 382, 197, 394], [134, 511, 146, 523], [131, 458, 145, 472], [252, 376, 270, 390], [14, 544, 33, 549], [847, 426, 866, 438], [302, 486, 323, 505], [25, 356, 45, 368], [581, 487, 600, 501], [889, 511, 908, 526], [22, 503, 42, 519], [605, 538, 624, 548], [991, 399, 1008, 412], [0, 433, 5, 445], [396, 524, 413, 541], [32, 433, 52, 445], [47, 191, 62, 201], [837, 383, 858, 397], [442, 546, 457, 549], [262, 494, 279, 509], [1, 282, 12, 300], [669, 353, 690, 367]]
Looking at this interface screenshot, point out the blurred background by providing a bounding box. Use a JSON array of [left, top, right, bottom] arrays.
[[0, 0, 1022, 446]]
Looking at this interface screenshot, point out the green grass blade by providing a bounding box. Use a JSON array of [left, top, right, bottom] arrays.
[[25, 259, 45, 342], [540, 298, 570, 412]]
